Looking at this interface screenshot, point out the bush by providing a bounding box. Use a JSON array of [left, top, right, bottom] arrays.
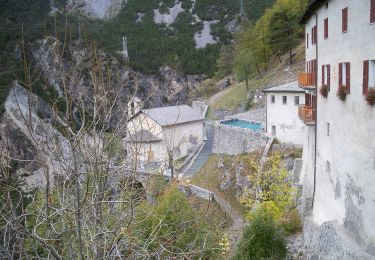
[[234, 210, 287, 260], [280, 209, 301, 235], [319, 84, 328, 98], [365, 88, 375, 106], [245, 98, 253, 111], [336, 85, 347, 101]]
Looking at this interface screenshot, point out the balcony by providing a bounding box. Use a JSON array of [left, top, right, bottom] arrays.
[[298, 105, 316, 125], [298, 73, 316, 88]]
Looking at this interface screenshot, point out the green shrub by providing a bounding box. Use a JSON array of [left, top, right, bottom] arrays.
[[244, 98, 253, 111], [280, 209, 302, 235], [234, 210, 287, 260]]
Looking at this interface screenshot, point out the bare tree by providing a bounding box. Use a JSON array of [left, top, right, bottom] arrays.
[[0, 27, 220, 259]]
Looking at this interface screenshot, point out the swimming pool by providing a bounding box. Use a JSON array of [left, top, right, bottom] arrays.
[[221, 119, 263, 131]]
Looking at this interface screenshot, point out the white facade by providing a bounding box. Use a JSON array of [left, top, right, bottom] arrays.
[[125, 106, 204, 164], [264, 83, 306, 145], [301, 0, 375, 254]]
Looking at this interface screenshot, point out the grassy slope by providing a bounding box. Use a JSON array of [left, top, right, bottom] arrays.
[[190, 154, 248, 217], [209, 43, 305, 113]]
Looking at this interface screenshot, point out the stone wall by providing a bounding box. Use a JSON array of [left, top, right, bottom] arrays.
[[212, 122, 268, 155], [192, 101, 208, 117]]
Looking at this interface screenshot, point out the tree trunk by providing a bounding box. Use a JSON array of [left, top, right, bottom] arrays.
[[168, 150, 174, 179]]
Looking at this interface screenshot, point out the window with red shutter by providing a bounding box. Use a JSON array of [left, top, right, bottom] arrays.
[[327, 65, 331, 90], [339, 63, 343, 88], [324, 18, 328, 39], [363, 61, 369, 95], [314, 26, 317, 44], [346, 62, 351, 93], [371, 0, 375, 23], [311, 27, 314, 44], [342, 7, 348, 32]]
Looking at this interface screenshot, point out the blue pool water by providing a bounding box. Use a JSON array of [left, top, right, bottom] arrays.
[[221, 119, 263, 131]]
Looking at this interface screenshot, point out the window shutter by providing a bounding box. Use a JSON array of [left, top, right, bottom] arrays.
[[311, 27, 314, 44], [324, 18, 328, 39], [322, 65, 325, 85], [342, 8, 348, 32], [363, 60, 369, 95], [346, 62, 351, 93], [314, 26, 317, 44], [339, 63, 342, 88], [327, 65, 331, 90], [371, 0, 375, 23]]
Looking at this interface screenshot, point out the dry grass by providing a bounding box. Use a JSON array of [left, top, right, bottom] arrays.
[[190, 154, 248, 217], [188, 196, 232, 229]]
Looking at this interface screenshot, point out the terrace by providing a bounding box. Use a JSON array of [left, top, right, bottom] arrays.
[[298, 73, 316, 88], [298, 105, 316, 125]]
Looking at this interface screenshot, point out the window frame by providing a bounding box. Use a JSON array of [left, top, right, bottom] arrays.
[[282, 96, 287, 105], [294, 96, 300, 105], [271, 95, 275, 103]]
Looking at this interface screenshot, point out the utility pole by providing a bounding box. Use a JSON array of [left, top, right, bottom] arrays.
[[240, 0, 244, 16]]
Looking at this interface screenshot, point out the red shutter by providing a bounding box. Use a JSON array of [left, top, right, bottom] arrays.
[[363, 60, 369, 95], [342, 8, 348, 32], [339, 63, 342, 88], [322, 65, 325, 85], [314, 26, 317, 44], [311, 27, 314, 44], [371, 0, 375, 23], [324, 18, 328, 39], [327, 65, 331, 90], [346, 62, 351, 93]]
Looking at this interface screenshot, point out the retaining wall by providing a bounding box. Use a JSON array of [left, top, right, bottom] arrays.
[[212, 122, 268, 155]]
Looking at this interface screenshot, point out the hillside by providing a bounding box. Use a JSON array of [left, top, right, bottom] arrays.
[[0, 0, 275, 113]]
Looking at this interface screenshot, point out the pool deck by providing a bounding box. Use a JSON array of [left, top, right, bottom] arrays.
[[225, 108, 265, 123]]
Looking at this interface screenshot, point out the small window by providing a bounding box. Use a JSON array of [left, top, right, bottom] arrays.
[[371, 0, 375, 23], [271, 95, 275, 103], [342, 7, 348, 32], [327, 123, 330, 136], [294, 96, 300, 105], [324, 18, 329, 39], [272, 126, 276, 136], [282, 96, 287, 104], [306, 33, 309, 49]]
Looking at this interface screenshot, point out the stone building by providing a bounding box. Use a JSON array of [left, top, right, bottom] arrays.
[[299, 0, 375, 258], [125, 105, 205, 166], [263, 81, 306, 145]]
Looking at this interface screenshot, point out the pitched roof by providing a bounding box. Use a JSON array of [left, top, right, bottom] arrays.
[[262, 81, 305, 93], [141, 105, 205, 126], [124, 130, 161, 143], [300, 0, 326, 24]]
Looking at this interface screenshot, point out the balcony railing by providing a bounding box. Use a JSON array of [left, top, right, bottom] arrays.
[[298, 73, 316, 88], [298, 105, 316, 124]]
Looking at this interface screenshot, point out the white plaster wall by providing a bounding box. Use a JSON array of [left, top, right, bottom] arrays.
[[127, 113, 163, 138], [127, 141, 167, 163], [163, 121, 204, 159], [305, 0, 375, 249], [127, 115, 203, 162], [266, 92, 306, 145]]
